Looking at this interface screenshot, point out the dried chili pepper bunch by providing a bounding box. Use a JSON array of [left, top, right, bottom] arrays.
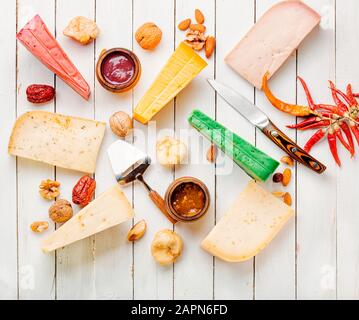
[[263, 73, 359, 166]]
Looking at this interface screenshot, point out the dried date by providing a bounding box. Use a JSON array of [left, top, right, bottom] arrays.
[[72, 175, 96, 207], [26, 84, 55, 104]]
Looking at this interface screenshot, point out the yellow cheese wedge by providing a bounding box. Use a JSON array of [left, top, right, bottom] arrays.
[[42, 185, 134, 252], [201, 181, 294, 262], [8, 111, 106, 173], [133, 42, 207, 124]]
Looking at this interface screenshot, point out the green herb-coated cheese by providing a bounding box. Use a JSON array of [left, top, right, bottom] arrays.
[[188, 109, 279, 182]]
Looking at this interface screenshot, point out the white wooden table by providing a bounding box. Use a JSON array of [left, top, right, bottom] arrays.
[[1, 0, 358, 300]]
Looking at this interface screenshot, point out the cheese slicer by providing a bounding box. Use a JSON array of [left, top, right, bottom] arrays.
[[107, 140, 176, 224]]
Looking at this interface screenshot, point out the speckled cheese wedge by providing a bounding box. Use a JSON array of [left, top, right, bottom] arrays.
[[42, 185, 134, 252], [8, 111, 106, 173], [17, 15, 91, 100], [133, 42, 207, 124], [201, 181, 294, 262]]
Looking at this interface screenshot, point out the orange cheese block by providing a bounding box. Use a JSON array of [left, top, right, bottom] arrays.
[[17, 15, 90, 100]]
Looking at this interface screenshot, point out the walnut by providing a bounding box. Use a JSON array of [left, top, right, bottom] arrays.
[[109, 111, 133, 138], [135, 22, 162, 50], [39, 179, 60, 200], [49, 199, 73, 224], [30, 221, 49, 233], [63, 16, 99, 45], [184, 30, 206, 51]]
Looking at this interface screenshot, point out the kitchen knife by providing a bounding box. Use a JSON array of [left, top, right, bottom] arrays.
[[208, 79, 326, 174]]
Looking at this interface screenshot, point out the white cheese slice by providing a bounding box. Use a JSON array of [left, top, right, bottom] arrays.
[[42, 185, 134, 252], [8, 111, 106, 173], [201, 181, 294, 262]]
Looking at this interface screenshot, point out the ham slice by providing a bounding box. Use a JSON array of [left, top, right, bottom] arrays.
[[225, 1, 321, 89], [17, 15, 90, 100]]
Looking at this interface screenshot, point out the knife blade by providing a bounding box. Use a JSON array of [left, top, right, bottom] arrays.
[[208, 79, 326, 174]]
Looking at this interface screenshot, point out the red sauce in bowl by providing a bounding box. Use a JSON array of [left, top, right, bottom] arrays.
[[101, 52, 135, 86]]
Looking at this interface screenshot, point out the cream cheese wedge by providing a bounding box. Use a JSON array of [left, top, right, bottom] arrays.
[[42, 185, 134, 252], [201, 181, 294, 262]]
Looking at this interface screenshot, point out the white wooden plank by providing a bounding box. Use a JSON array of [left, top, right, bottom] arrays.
[[296, 0, 336, 300], [336, 0, 359, 300], [174, 0, 215, 300], [55, 0, 96, 300], [94, 0, 134, 300], [0, 0, 17, 300], [214, 0, 255, 300], [17, 0, 56, 300], [132, 0, 175, 300], [254, 0, 296, 300]]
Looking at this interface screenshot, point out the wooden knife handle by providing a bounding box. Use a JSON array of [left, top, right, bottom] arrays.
[[148, 190, 177, 224], [262, 121, 326, 174]]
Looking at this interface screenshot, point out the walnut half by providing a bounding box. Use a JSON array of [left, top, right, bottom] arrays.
[[39, 179, 60, 200], [63, 16, 99, 45]]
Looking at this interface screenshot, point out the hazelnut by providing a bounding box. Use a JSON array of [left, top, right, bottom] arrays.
[[273, 173, 284, 183], [39, 179, 60, 200], [49, 199, 73, 224], [135, 22, 162, 50], [109, 111, 133, 138], [151, 229, 183, 266], [127, 220, 147, 242], [30, 221, 49, 233]]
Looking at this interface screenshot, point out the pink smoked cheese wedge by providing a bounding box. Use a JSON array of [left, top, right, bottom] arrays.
[[225, 1, 321, 89], [17, 15, 90, 100]]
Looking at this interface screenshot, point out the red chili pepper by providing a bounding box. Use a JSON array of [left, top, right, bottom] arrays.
[[297, 76, 316, 110], [333, 87, 352, 106], [298, 120, 331, 131], [329, 81, 349, 114], [327, 130, 341, 166], [316, 104, 342, 115], [350, 124, 359, 146], [304, 129, 326, 153], [347, 84, 358, 105], [335, 126, 352, 156], [340, 122, 355, 157], [286, 116, 318, 129]]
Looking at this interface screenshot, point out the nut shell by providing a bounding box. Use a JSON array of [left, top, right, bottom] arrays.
[[151, 229, 183, 265], [109, 111, 133, 138], [127, 220, 147, 242], [49, 199, 73, 224], [135, 22, 162, 50]]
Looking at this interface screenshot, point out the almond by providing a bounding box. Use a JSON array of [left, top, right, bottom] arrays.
[[281, 156, 294, 167], [190, 24, 206, 33], [178, 18, 191, 31], [195, 9, 205, 24], [283, 192, 292, 206], [272, 191, 285, 198], [282, 168, 292, 187], [206, 145, 217, 163], [205, 36, 216, 58]]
